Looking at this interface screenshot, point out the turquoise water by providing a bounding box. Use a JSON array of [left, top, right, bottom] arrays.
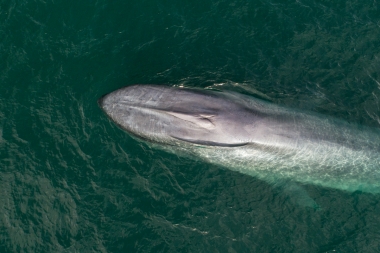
[[1, 0, 380, 252]]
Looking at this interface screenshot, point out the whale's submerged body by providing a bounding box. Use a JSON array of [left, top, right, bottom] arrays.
[[99, 85, 380, 193]]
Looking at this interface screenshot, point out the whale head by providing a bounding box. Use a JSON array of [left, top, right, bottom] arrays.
[[98, 85, 259, 147]]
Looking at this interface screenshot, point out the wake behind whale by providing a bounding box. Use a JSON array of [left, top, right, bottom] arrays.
[[98, 85, 380, 193]]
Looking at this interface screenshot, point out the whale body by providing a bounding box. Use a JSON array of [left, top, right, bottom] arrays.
[[98, 85, 380, 193]]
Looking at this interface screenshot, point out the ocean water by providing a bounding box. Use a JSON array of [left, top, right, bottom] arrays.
[[1, 0, 380, 252]]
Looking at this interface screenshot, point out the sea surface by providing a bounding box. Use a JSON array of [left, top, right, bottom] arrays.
[[1, 0, 380, 252]]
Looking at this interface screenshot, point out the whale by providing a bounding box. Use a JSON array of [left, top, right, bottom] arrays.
[[98, 85, 380, 193]]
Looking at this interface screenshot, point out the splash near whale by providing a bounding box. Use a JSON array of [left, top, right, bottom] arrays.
[[98, 85, 380, 193]]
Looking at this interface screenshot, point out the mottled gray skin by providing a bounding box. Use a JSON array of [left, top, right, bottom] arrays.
[[99, 85, 380, 193]]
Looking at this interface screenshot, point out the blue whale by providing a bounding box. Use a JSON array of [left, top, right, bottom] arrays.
[[99, 85, 380, 193]]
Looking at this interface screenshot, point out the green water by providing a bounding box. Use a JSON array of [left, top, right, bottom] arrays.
[[1, 0, 380, 252]]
